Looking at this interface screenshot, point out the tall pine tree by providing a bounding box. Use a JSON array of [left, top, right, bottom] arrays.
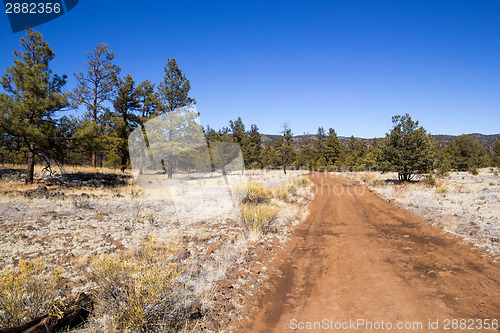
[[73, 43, 120, 167], [0, 29, 69, 183], [156, 58, 196, 178], [108, 74, 140, 171]]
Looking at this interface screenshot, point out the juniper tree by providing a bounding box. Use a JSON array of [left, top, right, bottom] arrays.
[[445, 135, 488, 171], [0, 29, 69, 183], [73, 43, 120, 167], [494, 137, 500, 168], [379, 114, 436, 181]]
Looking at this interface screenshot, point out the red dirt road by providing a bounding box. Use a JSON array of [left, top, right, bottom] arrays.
[[244, 174, 500, 332]]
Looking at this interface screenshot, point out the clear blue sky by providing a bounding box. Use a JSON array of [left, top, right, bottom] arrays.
[[1, 0, 499, 138]]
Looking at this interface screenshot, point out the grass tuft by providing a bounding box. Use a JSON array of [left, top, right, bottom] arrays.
[[0, 259, 63, 328], [237, 183, 273, 204], [436, 186, 448, 196], [89, 236, 188, 332], [240, 203, 279, 235]]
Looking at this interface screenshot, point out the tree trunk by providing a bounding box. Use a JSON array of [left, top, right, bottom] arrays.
[[26, 142, 35, 184], [139, 153, 143, 175], [168, 160, 173, 179], [92, 151, 96, 168]]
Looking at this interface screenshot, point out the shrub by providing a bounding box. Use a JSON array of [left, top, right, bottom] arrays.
[[468, 167, 479, 175], [89, 236, 188, 332], [362, 172, 384, 186], [423, 174, 437, 187], [238, 183, 273, 204], [71, 195, 94, 209], [275, 182, 298, 202], [0, 259, 63, 328], [292, 176, 310, 187], [240, 203, 279, 235], [436, 186, 448, 196]]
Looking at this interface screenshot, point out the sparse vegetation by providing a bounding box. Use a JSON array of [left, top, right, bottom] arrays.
[[0, 259, 63, 328], [238, 182, 273, 204], [436, 186, 448, 196], [88, 236, 188, 332], [275, 182, 297, 202], [469, 167, 479, 175], [240, 203, 279, 235], [362, 172, 384, 186]]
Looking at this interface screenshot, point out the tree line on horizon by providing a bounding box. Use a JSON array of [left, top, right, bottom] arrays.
[[1, 30, 499, 183]]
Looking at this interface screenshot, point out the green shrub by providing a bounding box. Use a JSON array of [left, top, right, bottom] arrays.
[[468, 167, 479, 175], [240, 203, 279, 235], [423, 174, 437, 187], [0, 259, 63, 328]]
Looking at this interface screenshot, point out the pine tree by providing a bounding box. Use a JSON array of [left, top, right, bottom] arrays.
[[324, 128, 341, 167], [0, 29, 69, 183], [379, 114, 436, 181], [157, 58, 195, 178], [158, 58, 195, 112], [108, 74, 140, 171], [261, 142, 279, 169], [295, 135, 315, 170], [73, 43, 120, 167], [278, 124, 295, 174], [246, 124, 263, 168], [135, 80, 159, 174]]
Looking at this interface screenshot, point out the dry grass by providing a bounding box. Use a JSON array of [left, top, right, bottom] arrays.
[[88, 236, 188, 332], [361, 172, 384, 186], [236, 182, 273, 204], [0, 168, 313, 331], [0, 259, 63, 328], [240, 203, 279, 235], [436, 186, 448, 196]]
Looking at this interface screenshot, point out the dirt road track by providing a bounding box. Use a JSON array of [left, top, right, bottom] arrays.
[[243, 174, 500, 332]]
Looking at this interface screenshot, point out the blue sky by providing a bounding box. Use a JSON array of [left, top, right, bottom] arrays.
[[1, 0, 499, 137]]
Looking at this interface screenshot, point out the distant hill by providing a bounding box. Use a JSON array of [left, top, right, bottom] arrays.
[[261, 133, 499, 152]]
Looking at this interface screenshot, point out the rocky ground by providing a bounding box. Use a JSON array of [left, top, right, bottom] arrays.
[[0, 166, 313, 332]]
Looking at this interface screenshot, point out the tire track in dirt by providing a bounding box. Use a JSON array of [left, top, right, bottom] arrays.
[[243, 173, 500, 332]]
